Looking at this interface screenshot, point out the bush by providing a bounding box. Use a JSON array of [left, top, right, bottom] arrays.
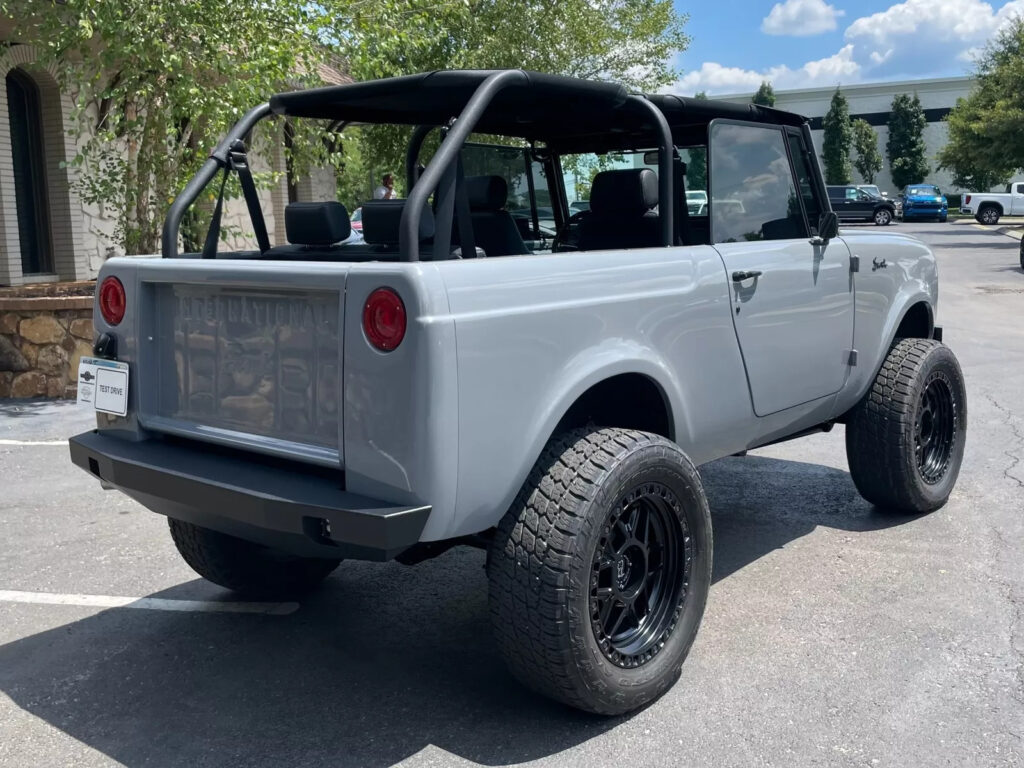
[[945, 193, 962, 208]]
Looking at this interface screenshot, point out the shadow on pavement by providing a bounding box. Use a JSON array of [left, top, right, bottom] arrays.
[[0, 456, 916, 767]]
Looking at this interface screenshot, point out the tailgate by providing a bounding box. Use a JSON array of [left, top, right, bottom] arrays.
[[130, 263, 347, 467]]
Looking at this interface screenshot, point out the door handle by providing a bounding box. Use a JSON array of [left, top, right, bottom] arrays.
[[732, 269, 763, 282]]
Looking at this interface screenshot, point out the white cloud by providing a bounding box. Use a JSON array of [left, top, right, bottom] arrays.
[[761, 0, 845, 36], [671, 45, 860, 95], [669, 0, 1024, 98], [845, 0, 1024, 75]]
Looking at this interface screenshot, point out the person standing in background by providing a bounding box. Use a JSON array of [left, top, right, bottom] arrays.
[[374, 173, 397, 199]]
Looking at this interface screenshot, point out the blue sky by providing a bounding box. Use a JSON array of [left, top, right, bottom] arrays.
[[669, 0, 1024, 94]]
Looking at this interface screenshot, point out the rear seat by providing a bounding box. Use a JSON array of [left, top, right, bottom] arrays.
[[261, 200, 434, 262]]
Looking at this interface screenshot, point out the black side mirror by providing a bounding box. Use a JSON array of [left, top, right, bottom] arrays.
[[817, 211, 839, 241]]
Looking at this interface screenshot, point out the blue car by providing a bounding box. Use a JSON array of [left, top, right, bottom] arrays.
[[900, 184, 948, 222]]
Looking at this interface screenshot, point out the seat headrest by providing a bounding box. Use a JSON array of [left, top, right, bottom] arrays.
[[465, 176, 508, 211], [285, 202, 350, 245], [361, 199, 435, 246], [590, 169, 658, 216]]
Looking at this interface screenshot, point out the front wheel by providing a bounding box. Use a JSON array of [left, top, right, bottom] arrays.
[[874, 208, 892, 226], [487, 428, 712, 715], [845, 339, 966, 513], [168, 519, 342, 598]]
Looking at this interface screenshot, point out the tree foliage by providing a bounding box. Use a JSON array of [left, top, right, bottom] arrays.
[[851, 119, 882, 184], [1, 0, 332, 254], [752, 81, 776, 107], [936, 18, 1024, 191], [822, 88, 852, 185], [886, 93, 930, 189], [331, 0, 691, 179]]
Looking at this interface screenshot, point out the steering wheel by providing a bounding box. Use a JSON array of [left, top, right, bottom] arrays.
[[552, 211, 588, 252]]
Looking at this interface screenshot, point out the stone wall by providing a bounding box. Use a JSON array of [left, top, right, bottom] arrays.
[[0, 297, 93, 399]]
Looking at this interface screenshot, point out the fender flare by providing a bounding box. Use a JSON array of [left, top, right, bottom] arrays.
[[490, 342, 690, 525]]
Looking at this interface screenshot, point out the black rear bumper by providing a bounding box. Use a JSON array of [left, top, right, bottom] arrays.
[[69, 431, 431, 561]]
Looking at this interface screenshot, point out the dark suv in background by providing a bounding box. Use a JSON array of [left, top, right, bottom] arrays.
[[827, 185, 897, 226]]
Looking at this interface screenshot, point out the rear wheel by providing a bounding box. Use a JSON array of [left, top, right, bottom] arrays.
[[874, 208, 892, 226], [977, 205, 1001, 225], [487, 427, 712, 715], [168, 519, 341, 598], [845, 339, 966, 513]]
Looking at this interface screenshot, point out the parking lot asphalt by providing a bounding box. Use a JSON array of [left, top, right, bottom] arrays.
[[1, 222, 1022, 768]]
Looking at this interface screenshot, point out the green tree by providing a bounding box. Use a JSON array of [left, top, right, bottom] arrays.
[[332, 0, 690, 177], [822, 88, 853, 184], [936, 18, 1024, 190], [686, 92, 708, 192], [1, 0, 333, 254], [752, 81, 776, 107], [887, 93, 930, 189], [851, 119, 883, 184]]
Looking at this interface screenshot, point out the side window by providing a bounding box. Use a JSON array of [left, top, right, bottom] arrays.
[[1016, 183, 1024, 195], [787, 134, 823, 233], [709, 122, 807, 244]]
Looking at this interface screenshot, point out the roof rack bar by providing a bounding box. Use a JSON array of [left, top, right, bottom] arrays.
[[401, 69, 530, 261], [629, 95, 674, 247], [161, 103, 272, 259]]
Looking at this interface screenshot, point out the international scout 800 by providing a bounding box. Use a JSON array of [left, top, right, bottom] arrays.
[[70, 70, 967, 715]]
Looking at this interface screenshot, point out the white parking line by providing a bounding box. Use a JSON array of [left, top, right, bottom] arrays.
[[0, 589, 299, 615], [0, 439, 68, 446]]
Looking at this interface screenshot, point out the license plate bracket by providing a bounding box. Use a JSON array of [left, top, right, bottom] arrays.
[[77, 357, 130, 416]]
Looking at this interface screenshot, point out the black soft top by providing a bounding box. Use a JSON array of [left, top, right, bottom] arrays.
[[269, 69, 808, 150]]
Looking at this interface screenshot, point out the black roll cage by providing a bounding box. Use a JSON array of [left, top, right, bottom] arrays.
[[161, 69, 811, 261]]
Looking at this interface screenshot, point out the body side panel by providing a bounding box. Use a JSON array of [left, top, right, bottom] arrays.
[[834, 231, 937, 415], [436, 246, 756, 539]]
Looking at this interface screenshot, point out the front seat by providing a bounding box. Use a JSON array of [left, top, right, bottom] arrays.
[[458, 175, 530, 257], [576, 168, 662, 251]]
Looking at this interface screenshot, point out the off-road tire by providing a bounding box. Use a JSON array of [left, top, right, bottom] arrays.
[[845, 339, 966, 513], [487, 427, 712, 715], [977, 205, 1001, 225], [168, 519, 341, 598]]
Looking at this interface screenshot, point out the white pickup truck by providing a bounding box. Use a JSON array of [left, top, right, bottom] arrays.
[[960, 181, 1024, 224]]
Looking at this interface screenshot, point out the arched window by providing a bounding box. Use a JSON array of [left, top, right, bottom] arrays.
[[6, 68, 53, 275]]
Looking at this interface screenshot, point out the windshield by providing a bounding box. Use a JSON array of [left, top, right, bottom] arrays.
[[907, 185, 941, 196]]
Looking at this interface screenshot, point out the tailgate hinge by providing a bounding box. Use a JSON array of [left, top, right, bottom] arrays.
[[849, 255, 860, 273]]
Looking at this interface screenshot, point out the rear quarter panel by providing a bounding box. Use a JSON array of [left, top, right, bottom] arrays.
[[433, 246, 753, 539]]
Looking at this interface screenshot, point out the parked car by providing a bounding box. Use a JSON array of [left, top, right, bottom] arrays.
[[350, 205, 362, 233], [70, 70, 965, 717], [827, 184, 897, 225], [900, 184, 948, 222], [960, 182, 1024, 225], [686, 189, 708, 215]]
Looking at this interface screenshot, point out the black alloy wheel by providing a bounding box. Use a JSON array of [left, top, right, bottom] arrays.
[[845, 338, 967, 513], [590, 482, 690, 668], [915, 373, 957, 484], [488, 427, 712, 715]]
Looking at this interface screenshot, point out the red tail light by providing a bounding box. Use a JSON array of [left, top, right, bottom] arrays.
[[362, 288, 406, 351], [965, 195, 971, 205], [98, 276, 126, 326]]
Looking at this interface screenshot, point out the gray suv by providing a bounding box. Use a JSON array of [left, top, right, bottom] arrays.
[[70, 70, 966, 716]]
